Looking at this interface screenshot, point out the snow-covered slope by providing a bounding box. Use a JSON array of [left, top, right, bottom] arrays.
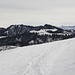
[[0, 38, 75, 75], [30, 29, 51, 35]]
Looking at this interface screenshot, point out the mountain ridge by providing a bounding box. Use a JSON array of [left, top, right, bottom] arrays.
[[0, 24, 75, 48]]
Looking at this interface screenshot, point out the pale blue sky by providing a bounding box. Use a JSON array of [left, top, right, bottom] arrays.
[[0, 0, 75, 27]]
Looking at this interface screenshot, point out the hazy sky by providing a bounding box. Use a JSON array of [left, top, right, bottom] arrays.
[[0, 0, 75, 27]]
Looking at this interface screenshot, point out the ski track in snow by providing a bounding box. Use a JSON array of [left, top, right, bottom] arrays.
[[0, 38, 75, 75]]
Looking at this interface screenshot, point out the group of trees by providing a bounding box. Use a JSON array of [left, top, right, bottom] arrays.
[[0, 32, 75, 47]]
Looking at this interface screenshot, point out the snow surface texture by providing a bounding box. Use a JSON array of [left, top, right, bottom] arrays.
[[0, 38, 75, 75]]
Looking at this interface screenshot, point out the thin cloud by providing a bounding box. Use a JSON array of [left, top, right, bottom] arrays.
[[0, 0, 75, 27], [0, 0, 75, 11]]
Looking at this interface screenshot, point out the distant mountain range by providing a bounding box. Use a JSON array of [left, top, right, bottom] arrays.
[[0, 24, 64, 37], [61, 25, 75, 30], [0, 24, 75, 48]]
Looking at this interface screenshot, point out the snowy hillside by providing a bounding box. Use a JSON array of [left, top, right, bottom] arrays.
[[0, 38, 75, 75]]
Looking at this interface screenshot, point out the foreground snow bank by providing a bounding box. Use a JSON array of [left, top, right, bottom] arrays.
[[0, 38, 75, 75]]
